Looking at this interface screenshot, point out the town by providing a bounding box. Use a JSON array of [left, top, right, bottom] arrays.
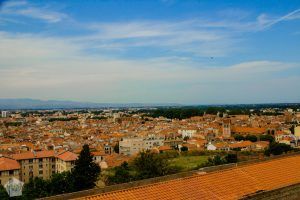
[[1, 105, 300, 198]]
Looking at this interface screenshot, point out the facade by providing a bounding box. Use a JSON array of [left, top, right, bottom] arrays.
[[119, 136, 164, 155], [178, 129, 197, 138], [222, 119, 231, 138], [295, 126, 300, 138], [0, 156, 20, 186], [11, 150, 77, 183], [56, 151, 78, 173], [1, 111, 8, 118]]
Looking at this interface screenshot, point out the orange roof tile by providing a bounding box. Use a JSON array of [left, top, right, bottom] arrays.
[[56, 151, 78, 161], [0, 156, 20, 171], [77, 155, 300, 200]]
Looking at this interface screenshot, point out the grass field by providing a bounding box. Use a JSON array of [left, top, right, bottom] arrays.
[[169, 156, 209, 171]]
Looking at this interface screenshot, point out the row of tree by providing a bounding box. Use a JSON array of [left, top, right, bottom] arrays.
[[233, 134, 275, 143]]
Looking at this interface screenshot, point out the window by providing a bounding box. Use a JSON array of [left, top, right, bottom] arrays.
[[9, 170, 14, 175], [39, 171, 43, 175], [39, 158, 43, 162], [29, 159, 33, 164], [39, 164, 43, 168]]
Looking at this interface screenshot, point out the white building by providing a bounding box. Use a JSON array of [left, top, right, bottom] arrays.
[[1, 111, 8, 118], [178, 129, 197, 138], [119, 136, 164, 155]]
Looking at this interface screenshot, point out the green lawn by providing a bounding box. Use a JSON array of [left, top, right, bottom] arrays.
[[169, 156, 208, 171]]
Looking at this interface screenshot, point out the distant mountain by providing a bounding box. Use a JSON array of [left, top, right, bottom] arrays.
[[0, 98, 182, 110]]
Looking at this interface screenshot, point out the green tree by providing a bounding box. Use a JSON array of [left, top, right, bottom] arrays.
[[245, 135, 257, 142], [49, 171, 74, 195], [183, 136, 190, 142], [206, 155, 227, 166], [107, 162, 133, 184], [72, 144, 101, 191], [133, 150, 170, 179], [0, 184, 9, 200], [259, 134, 275, 143], [22, 177, 50, 199], [114, 142, 119, 154], [180, 146, 188, 152], [233, 134, 245, 141], [265, 142, 292, 156], [225, 153, 238, 163]]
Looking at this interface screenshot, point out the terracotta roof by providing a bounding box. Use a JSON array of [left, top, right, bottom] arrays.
[[0, 156, 20, 171], [78, 155, 300, 200], [11, 150, 55, 160], [56, 151, 78, 161], [231, 127, 267, 135]]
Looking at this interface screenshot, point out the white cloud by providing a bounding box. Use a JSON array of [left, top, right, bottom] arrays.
[[0, 0, 67, 23], [0, 31, 298, 103]]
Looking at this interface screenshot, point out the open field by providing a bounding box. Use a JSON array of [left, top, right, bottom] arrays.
[[169, 156, 209, 171]]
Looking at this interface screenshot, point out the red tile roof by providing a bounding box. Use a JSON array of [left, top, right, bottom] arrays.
[[78, 155, 300, 200], [0, 156, 20, 171], [56, 151, 78, 161]]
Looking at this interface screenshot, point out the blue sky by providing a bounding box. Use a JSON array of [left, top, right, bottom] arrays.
[[0, 0, 300, 104]]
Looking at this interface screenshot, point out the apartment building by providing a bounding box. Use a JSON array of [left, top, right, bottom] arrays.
[[12, 151, 56, 183], [56, 151, 78, 173], [11, 150, 77, 183], [119, 136, 164, 155], [0, 156, 20, 186]]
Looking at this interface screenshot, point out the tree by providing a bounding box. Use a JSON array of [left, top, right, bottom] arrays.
[[49, 171, 74, 195], [265, 142, 292, 156], [22, 177, 50, 199], [259, 134, 274, 143], [72, 144, 101, 191], [233, 134, 245, 141], [0, 184, 9, 200], [225, 153, 238, 163], [114, 142, 119, 154], [245, 135, 257, 142], [133, 150, 170, 179], [183, 136, 190, 142], [206, 155, 227, 166], [107, 162, 133, 184], [180, 146, 188, 152]]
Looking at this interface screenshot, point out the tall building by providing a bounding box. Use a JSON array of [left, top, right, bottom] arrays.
[[1, 111, 8, 118], [222, 119, 231, 138]]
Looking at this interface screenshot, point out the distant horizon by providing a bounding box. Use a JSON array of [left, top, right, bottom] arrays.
[[0, 98, 300, 106]]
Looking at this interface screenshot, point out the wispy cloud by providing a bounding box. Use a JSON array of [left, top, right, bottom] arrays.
[[257, 8, 300, 30], [0, 0, 67, 23]]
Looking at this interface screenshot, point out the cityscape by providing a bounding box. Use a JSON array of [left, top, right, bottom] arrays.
[[1, 0, 300, 200]]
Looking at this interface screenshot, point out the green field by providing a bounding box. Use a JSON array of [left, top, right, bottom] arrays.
[[169, 156, 208, 171]]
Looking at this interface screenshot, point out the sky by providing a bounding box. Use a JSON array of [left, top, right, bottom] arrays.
[[0, 0, 300, 104]]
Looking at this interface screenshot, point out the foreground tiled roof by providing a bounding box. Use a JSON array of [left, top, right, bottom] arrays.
[[78, 155, 300, 200]]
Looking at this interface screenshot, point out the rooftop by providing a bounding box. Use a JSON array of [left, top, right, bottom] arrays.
[[77, 154, 300, 200]]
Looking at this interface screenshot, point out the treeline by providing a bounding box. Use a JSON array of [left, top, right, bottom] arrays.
[[48, 117, 78, 122]]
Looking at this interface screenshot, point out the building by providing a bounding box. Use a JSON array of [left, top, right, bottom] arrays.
[[222, 119, 231, 138], [0, 156, 20, 186], [12, 151, 56, 183], [178, 129, 197, 139], [294, 126, 300, 138], [1, 111, 8, 118], [11, 150, 77, 183], [55, 151, 78, 173], [119, 136, 164, 155]]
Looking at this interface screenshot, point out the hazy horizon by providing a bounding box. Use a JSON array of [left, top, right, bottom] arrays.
[[1, 0, 300, 104]]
